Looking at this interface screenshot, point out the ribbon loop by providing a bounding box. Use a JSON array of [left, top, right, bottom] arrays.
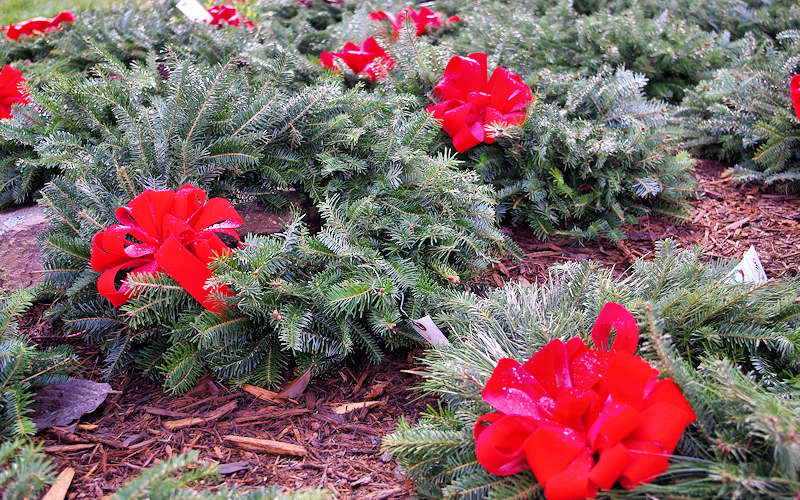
[[590, 302, 639, 353], [474, 303, 695, 499], [90, 185, 242, 313], [426, 53, 533, 153]]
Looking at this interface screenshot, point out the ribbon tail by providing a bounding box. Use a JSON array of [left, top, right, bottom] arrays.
[[155, 235, 232, 313]]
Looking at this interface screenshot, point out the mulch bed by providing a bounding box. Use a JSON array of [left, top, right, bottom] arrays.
[[22, 159, 800, 498], [475, 160, 800, 288], [30, 342, 432, 499]]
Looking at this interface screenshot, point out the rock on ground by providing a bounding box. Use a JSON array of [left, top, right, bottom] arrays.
[[0, 205, 47, 291]]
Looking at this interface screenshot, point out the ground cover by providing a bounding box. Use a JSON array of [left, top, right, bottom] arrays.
[[0, 0, 799, 498]]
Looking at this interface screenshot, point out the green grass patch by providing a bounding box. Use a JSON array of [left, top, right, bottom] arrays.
[[0, 0, 119, 26]]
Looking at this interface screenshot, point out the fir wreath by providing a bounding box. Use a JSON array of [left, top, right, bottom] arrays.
[[385, 241, 800, 499]]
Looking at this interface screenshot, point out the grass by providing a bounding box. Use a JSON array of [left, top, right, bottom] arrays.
[[0, 0, 119, 26]]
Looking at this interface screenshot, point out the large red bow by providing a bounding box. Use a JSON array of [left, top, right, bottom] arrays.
[[369, 6, 459, 38], [474, 303, 696, 500], [427, 53, 533, 153], [791, 74, 800, 122], [1, 11, 74, 40], [0, 65, 30, 120], [206, 4, 255, 28], [90, 185, 242, 313], [320, 37, 396, 81]]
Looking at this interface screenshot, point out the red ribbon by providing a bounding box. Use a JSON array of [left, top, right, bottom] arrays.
[[90, 185, 242, 313], [320, 37, 396, 81], [206, 4, 255, 28], [427, 53, 533, 153], [474, 303, 696, 500], [369, 7, 459, 38], [791, 74, 800, 122], [0, 65, 30, 120], [1, 11, 74, 40]]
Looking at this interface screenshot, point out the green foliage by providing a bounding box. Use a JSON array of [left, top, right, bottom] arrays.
[[31, 49, 510, 391], [597, 0, 800, 39], [680, 30, 800, 188], [384, 240, 800, 498], [477, 68, 697, 240], [0, 440, 56, 499], [443, 0, 732, 101], [0, 289, 73, 439]]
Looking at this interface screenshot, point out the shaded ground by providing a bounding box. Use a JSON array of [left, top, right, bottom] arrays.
[[14, 159, 800, 498]]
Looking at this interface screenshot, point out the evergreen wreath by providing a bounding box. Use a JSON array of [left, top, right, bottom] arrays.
[[28, 49, 511, 391], [384, 241, 800, 498]]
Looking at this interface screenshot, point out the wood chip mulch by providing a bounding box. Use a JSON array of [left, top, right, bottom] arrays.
[[475, 160, 800, 288], [30, 329, 434, 500]]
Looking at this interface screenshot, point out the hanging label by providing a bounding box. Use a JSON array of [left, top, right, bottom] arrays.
[[727, 245, 767, 285], [411, 316, 450, 346], [176, 0, 213, 23]]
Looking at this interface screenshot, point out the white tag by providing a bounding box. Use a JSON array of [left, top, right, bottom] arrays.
[[411, 316, 450, 346], [727, 245, 767, 285], [176, 0, 213, 23]]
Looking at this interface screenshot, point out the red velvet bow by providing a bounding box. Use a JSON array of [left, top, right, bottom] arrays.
[[0, 65, 30, 120], [206, 4, 255, 28], [320, 37, 396, 81], [791, 74, 800, 122], [474, 303, 696, 500], [90, 185, 242, 313], [427, 53, 533, 153], [1, 11, 74, 40], [369, 6, 459, 37]]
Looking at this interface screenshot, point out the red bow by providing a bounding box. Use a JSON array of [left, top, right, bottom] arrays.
[[90, 185, 243, 313], [206, 4, 255, 28], [320, 37, 396, 81], [427, 53, 533, 153], [791, 74, 800, 122], [1, 11, 74, 40], [369, 6, 459, 38], [0, 65, 30, 120], [474, 303, 696, 500]]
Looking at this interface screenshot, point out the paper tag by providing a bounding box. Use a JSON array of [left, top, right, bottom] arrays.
[[727, 245, 767, 285], [176, 0, 213, 23], [411, 316, 450, 346]]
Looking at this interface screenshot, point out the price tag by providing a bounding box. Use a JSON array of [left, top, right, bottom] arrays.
[[411, 315, 450, 346], [727, 245, 767, 285], [176, 0, 213, 23]]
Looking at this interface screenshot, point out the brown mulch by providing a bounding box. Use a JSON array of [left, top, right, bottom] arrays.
[[27, 315, 433, 499], [476, 160, 800, 287]]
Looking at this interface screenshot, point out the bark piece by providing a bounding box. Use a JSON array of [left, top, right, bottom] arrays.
[[41, 467, 75, 500], [223, 435, 307, 456], [163, 401, 237, 431]]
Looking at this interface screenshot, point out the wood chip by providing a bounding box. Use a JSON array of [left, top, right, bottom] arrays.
[[41, 467, 75, 500], [331, 401, 383, 414], [163, 401, 237, 431], [223, 435, 307, 456], [144, 406, 189, 418], [243, 384, 279, 401], [42, 444, 94, 453]]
